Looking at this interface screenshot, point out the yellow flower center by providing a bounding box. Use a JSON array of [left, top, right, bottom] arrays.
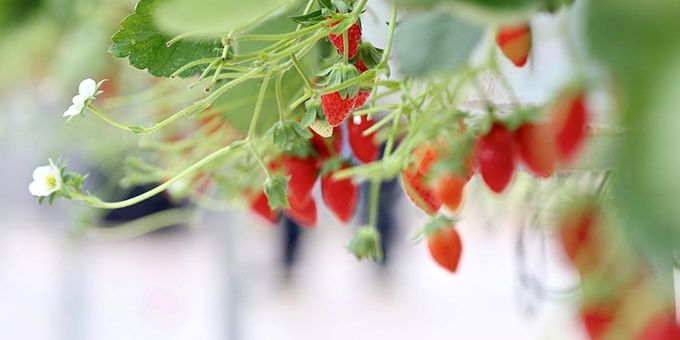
[[46, 175, 57, 189]]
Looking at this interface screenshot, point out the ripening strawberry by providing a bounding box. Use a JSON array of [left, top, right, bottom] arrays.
[[559, 201, 602, 270], [321, 163, 358, 223], [348, 115, 379, 163], [321, 91, 357, 127], [402, 168, 441, 215], [328, 21, 362, 59], [477, 123, 516, 193], [250, 191, 279, 224], [434, 175, 468, 213], [496, 23, 532, 67], [281, 155, 319, 202], [514, 122, 557, 177], [426, 225, 463, 273], [311, 127, 343, 160], [414, 144, 439, 175], [285, 194, 317, 227], [551, 92, 589, 162]]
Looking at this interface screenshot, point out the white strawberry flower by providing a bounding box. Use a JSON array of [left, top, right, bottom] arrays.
[[63, 78, 102, 117], [29, 160, 63, 197]]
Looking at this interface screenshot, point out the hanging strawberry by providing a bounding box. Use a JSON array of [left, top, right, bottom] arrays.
[[550, 92, 590, 162], [424, 216, 463, 273], [321, 161, 358, 223], [496, 23, 532, 67], [514, 122, 557, 177], [317, 62, 360, 127], [477, 123, 516, 193], [402, 168, 441, 215], [348, 115, 380, 163]]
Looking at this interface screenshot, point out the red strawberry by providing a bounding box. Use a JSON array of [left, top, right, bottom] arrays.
[[328, 21, 362, 59], [311, 127, 343, 160], [348, 115, 379, 163], [321, 163, 359, 223], [477, 123, 516, 193], [321, 91, 357, 127], [559, 202, 601, 270], [281, 155, 319, 202], [402, 168, 441, 215], [496, 23, 532, 67], [638, 312, 680, 340], [426, 225, 463, 273], [551, 92, 589, 162], [355, 60, 368, 73], [514, 122, 557, 177], [353, 90, 371, 109], [352, 60, 371, 108], [285, 194, 317, 227], [581, 303, 616, 340], [249, 191, 279, 224], [434, 174, 468, 213]]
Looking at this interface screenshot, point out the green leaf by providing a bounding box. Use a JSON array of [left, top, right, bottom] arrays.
[[264, 175, 290, 209], [289, 9, 325, 26], [394, 11, 482, 76], [154, 0, 292, 36], [109, 0, 221, 78]]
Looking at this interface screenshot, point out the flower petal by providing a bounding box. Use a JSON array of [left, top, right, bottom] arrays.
[[63, 105, 80, 117], [72, 94, 85, 106], [79, 78, 97, 97], [29, 181, 50, 197], [32, 165, 52, 181]]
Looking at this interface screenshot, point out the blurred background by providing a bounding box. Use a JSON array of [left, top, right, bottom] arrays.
[[1, 0, 677, 339]]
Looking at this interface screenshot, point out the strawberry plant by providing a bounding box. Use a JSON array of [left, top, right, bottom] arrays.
[[21, 0, 680, 336]]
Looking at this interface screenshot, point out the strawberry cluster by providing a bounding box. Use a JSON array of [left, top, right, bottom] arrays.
[[477, 91, 590, 194], [247, 117, 380, 227]]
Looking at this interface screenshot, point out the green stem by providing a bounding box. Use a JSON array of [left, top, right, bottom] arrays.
[[275, 71, 285, 120], [76, 141, 245, 209], [249, 143, 271, 178], [291, 54, 313, 89], [87, 105, 133, 131], [368, 180, 380, 228], [342, 30, 349, 64], [247, 70, 274, 138]]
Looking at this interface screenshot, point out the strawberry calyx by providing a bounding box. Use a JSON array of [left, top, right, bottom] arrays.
[[317, 62, 360, 99], [348, 226, 383, 261]]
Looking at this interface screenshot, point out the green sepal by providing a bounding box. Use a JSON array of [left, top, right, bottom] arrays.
[[302, 97, 324, 127], [317, 62, 360, 99], [412, 215, 457, 243], [357, 42, 384, 69], [317, 0, 334, 10], [347, 226, 383, 262], [264, 175, 290, 209], [265, 120, 313, 152]]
